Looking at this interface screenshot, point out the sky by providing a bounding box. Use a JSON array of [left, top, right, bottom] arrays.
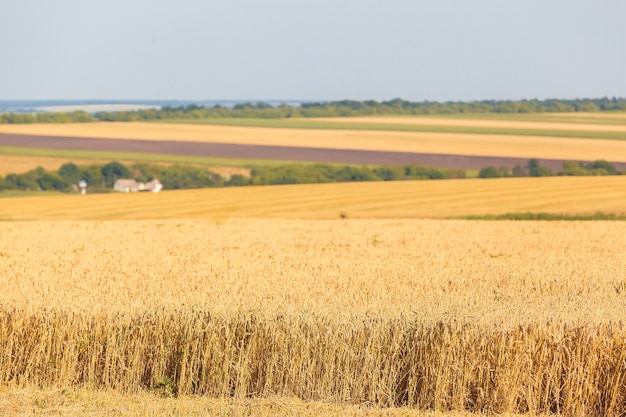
[[1, 0, 625, 102]]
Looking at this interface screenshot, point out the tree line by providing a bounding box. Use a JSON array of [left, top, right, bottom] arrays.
[[0, 162, 229, 193], [0, 161, 463, 193], [478, 159, 621, 178], [1, 97, 625, 124], [0, 159, 621, 194], [0, 111, 94, 124]]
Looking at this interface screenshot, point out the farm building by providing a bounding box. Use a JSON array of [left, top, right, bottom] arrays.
[[113, 179, 163, 193]]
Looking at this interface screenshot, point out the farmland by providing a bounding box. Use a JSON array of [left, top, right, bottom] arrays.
[[2, 113, 626, 415], [2, 113, 626, 164]]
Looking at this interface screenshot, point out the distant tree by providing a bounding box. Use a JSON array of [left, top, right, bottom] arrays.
[[561, 161, 588, 176], [585, 160, 619, 175], [478, 166, 512, 178], [575, 102, 599, 112], [37, 172, 66, 191], [512, 164, 527, 177], [528, 159, 554, 177], [225, 174, 250, 186], [101, 161, 131, 187], [5, 167, 45, 190], [58, 162, 81, 183], [373, 165, 405, 181]]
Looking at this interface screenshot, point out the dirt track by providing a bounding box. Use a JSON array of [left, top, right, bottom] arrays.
[[2, 133, 625, 171]]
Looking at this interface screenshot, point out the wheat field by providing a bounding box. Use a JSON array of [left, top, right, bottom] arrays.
[[1, 176, 625, 221], [3, 112, 626, 415], [1, 219, 626, 415]]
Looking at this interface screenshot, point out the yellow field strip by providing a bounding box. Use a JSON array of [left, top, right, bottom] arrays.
[[0, 154, 138, 175], [3, 122, 626, 162], [555, 112, 626, 120], [0, 154, 249, 176], [313, 116, 626, 132], [1, 176, 625, 221]]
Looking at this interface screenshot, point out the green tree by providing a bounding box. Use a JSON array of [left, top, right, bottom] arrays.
[[37, 172, 66, 191], [101, 161, 131, 187], [585, 160, 619, 175], [479, 166, 512, 178], [561, 161, 588, 176], [528, 159, 554, 177], [58, 162, 82, 183]]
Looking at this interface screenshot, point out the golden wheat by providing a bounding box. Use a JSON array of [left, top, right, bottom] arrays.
[[1, 219, 626, 414], [0, 219, 624, 320]]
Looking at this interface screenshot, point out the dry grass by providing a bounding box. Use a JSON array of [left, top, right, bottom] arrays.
[[1, 386, 523, 417], [1, 219, 626, 414], [0, 176, 625, 220], [2, 121, 626, 162]]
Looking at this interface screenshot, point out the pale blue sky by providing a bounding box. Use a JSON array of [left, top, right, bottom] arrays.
[[1, 0, 625, 102]]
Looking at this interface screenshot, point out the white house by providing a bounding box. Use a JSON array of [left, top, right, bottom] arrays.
[[114, 179, 162, 193]]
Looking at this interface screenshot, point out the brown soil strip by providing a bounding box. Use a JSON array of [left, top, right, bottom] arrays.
[[2, 133, 625, 171]]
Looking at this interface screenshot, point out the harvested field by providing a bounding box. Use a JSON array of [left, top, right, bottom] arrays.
[[2, 121, 626, 163], [1, 219, 626, 414], [0, 176, 625, 221]]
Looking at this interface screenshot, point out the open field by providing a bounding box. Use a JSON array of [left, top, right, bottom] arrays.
[[3, 121, 626, 164], [0, 176, 625, 220], [1, 219, 626, 414]]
